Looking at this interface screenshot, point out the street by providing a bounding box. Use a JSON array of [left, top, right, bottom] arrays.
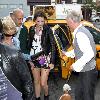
[[33, 72, 100, 100]]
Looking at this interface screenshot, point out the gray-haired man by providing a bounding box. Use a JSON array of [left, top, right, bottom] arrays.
[[62, 10, 98, 100]]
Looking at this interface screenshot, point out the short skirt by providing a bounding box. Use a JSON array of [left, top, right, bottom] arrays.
[[31, 53, 51, 69]]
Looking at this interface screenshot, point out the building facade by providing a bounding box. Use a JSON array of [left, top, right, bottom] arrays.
[[0, 0, 98, 18], [0, 0, 30, 18]]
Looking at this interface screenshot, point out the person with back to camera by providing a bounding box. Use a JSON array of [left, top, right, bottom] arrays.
[[0, 17, 34, 100], [59, 84, 72, 100], [28, 11, 55, 100], [0, 18, 3, 41], [62, 10, 98, 100]]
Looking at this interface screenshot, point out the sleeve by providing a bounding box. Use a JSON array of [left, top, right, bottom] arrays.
[[27, 26, 34, 50], [48, 27, 56, 64], [19, 25, 30, 54], [15, 51, 34, 100]]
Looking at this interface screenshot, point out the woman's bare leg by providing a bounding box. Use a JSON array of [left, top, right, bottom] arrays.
[[31, 67, 41, 98], [41, 68, 50, 96]]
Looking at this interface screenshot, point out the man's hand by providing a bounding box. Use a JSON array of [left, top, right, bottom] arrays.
[[69, 65, 73, 71], [62, 50, 66, 54], [49, 63, 54, 70], [61, 50, 67, 56]]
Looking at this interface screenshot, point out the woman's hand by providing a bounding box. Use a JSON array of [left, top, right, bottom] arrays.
[[28, 61, 35, 70], [49, 63, 54, 70]]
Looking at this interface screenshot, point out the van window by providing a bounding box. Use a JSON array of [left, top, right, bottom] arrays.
[[54, 25, 71, 50], [85, 26, 100, 44]]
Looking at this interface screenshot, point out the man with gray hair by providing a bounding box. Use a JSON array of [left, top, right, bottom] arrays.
[[9, 8, 24, 49], [11, 8, 24, 27], [62, 10, 98, 100]]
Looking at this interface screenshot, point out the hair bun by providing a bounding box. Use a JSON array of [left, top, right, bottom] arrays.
[[2, 16, 17, 35]]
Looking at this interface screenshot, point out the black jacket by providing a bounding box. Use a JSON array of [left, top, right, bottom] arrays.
[[19, 25, 30, 54], [28, 24, 55, 64], [0, 43, 34, 100]]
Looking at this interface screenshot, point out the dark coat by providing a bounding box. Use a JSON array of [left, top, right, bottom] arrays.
[[19, 25, 30, 54], [28, 24, 55, 64], [0, 43, 34, 100]]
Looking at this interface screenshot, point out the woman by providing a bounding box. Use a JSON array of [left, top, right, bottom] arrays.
[[1, 16, 19, 49], [28, 11, 55, 100], [0, 19, 3, 41], [0, 17, 34, 100]]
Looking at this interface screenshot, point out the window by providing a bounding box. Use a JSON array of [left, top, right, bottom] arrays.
[[19, 5, 23, 9], [54, 25, 71, 50], [0, 5, 7, 9], [77, 0, 85, 4], [85, 26, 100, 44], [64, 0, 72, 3], [9, 5, 17, 9], [27, 0, 51, 5]]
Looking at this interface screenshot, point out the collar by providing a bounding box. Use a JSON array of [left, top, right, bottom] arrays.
[[73, 24, 83, 38]]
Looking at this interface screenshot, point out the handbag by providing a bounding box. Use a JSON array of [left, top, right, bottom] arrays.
[[31, 51, 44, 61]]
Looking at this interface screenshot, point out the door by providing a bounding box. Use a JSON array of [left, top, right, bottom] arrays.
[[52, 24, 74, 79]]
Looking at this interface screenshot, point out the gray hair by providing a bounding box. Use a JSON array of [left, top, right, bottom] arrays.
[[12, 8, 23, 16], [66, 10, 83, 23], [63, 84, 71, 92]]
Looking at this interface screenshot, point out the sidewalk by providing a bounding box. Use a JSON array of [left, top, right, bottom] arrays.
[[33, 72, 100, 100], [48, 72, 100, 100]]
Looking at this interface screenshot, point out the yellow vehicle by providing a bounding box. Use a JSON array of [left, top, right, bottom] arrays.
[[48, 20, 74, 79], [82, 21, 100, 70], [48, 20, 100, 79], [32, 5, 100, 79]]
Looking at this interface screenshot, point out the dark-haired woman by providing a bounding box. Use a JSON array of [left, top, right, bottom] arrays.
[[28, 11, 55, 100]]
